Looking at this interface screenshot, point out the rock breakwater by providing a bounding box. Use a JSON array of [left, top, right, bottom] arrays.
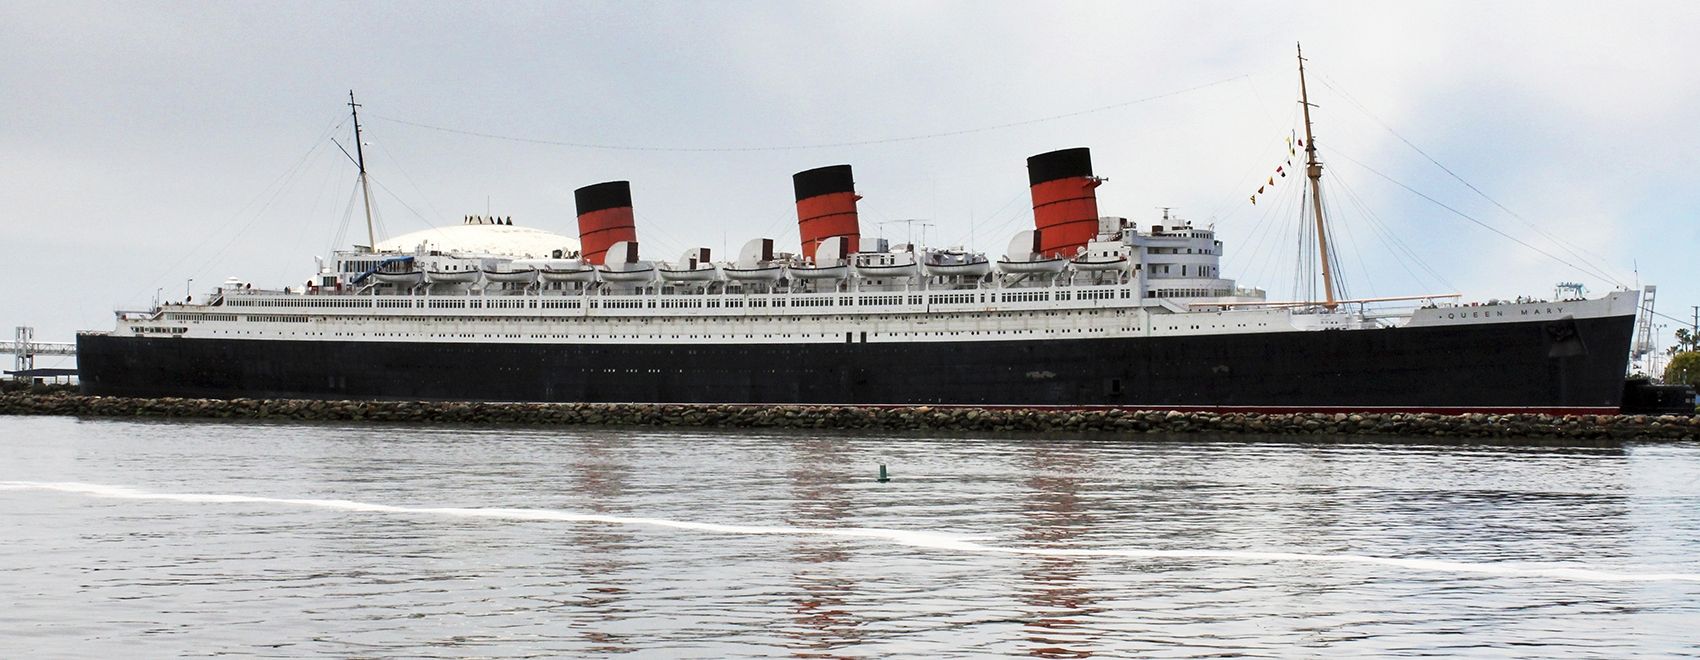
[[2, 392, 1696, 441]]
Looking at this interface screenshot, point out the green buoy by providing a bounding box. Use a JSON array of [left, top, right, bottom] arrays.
[[877, 464, 890, 483]]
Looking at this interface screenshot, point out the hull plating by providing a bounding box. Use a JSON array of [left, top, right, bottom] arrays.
[[77, 314, 1636, 413]]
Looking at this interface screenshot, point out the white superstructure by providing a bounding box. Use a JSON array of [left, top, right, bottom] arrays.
[[104, 210, 1639, 349]]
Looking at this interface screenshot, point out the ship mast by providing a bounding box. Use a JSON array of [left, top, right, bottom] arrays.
[[348, 91, 378, 251], [1297, 43, 1337, 310]]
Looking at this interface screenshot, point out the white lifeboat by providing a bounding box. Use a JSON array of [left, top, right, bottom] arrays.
[[1069, 255, 1128, 272], [482, 267, 539, 284], [659, 266, 722, 282], [788, 263, 849, 280], [658, 248, 724, 282], [792, 236, 852, 281], [722, 264, 785, 281], [371, 270, 425, 286], [539, 266, 599, 283], [996, 257, 1068, 274], [923, 250, 992, 278], [854, 245, 921, 279], [724, 238, 786, 282], [425, 269, 481, 285], [596, 240, 657, 283], [996, 230, 1070, 274], [599, 264, 657, 282]]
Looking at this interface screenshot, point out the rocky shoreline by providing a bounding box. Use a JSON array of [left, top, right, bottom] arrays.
[[1, 391, 1695, 441]]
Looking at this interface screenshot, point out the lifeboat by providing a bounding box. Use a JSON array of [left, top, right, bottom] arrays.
[[788, 263, 850, 280], [598, 265, 657, 283], [539, 266, 599, 283], [995, 257, 1069, 274], [659, 248, 724, 282], [371, 270, 425, 286], [722, 264, 785, 282], [723, 238, 785, 282], [658, 265, 722, 282], [855, 255, 920, 279], [924, 251, 992, 278], [791, 236, 852, 281], [425, 269, 481, 285], [482, 268, 539, 284], [1069, 255, 1129, 272]]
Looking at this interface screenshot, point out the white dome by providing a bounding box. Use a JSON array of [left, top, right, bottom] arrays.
[[375, 223, 580, 259]]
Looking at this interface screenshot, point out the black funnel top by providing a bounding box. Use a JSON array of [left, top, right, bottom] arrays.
[[792, 164, 855, 202], [574, 180, 633, 214], [1026, 148, 1093, 186]]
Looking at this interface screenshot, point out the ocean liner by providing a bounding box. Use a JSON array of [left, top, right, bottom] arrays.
[[76, 53, 1640, 413]]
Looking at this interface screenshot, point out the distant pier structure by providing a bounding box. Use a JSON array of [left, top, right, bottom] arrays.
[[5, 326, 77, 382]]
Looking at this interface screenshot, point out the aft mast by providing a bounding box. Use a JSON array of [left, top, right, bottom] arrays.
[[348, 91, 378, 251], [1297, 44, 1338, 310]]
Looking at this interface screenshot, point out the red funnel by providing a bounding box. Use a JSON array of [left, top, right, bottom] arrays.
[[574, 181, 637, 266], [792, 165, 861, 262], [1027, 148, 1101, 258]]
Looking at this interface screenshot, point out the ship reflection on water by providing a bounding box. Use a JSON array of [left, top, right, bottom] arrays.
[[1018, 445, 1106, 659], [561, 434, 634, 654], [783, 436, 865, 658], [2, 418, 1694, 658]]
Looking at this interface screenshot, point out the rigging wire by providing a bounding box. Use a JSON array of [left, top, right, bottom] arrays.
[[131, 113, 348, 302], [194, 144, 335, 289], [1317, 75, 1630, 287], [373, 141, 452, 230], [1296, 190, 1315, 302], [1238, 170, 1300, 294], [1327, 148, 1626, 287], [1319, 192, 1352, 300], [1330, 168, 1456, 293], [1203, 87, 1303, 228], [328, 182, 360, 259], [368, 176, 445, 235], [278, 151, 349, 285], [1330, 194, 1375, 299], [367, 74, 1253, 153], [948, 188, 1031, 253]]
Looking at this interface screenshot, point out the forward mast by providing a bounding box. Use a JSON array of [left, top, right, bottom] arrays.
[[1297, 43, 1338, 310]]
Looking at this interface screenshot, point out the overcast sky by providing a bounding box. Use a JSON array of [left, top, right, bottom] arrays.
[[3, 1, 1697, 359]]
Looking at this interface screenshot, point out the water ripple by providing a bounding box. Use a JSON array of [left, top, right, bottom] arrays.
[[2, 417, 1698, 658]]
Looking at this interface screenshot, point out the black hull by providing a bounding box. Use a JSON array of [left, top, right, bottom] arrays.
[[77, 314, 1636, 413]]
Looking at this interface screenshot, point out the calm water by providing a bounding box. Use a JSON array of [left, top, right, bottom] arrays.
[[2, 416, 1698, 658]]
